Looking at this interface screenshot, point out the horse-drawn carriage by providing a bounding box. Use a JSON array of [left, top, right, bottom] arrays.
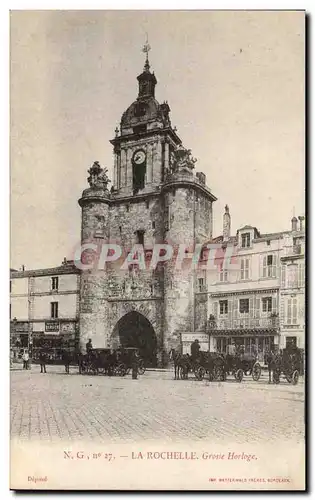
[[223, 352, 262, 382], [79, 347, 146, 376], [170, 348, 261, 383], [271, 348, 302, 385]]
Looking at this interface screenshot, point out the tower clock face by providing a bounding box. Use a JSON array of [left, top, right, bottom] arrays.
[[133, 150, 146, 165]]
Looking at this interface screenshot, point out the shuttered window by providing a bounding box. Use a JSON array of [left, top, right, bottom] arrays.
[[219, 263, 228, 282], [287, 297, 298, 325], [262, 254, 277, 278], [240, 258, 250, 280], [298, 262, 305, 288]]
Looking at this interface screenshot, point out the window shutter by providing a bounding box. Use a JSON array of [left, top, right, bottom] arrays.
[[272, 296, 277, 313], [255, 297, 260, 319], [249, 297, 254, 322], [287, 298, 292, 324], [281, 265, 286, 287], [293, 298, 297, 324], [240, 259, 244, 279], [246, 258, 250, 279], [233, 297, 238, 327], [213, 301, 218, 317], [263, 255, 267, 278], [228, 299, 233, 321]]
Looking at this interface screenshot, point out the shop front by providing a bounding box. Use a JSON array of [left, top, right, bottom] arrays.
[[32, 320, 79, 363], [212, 330, 279, 363]]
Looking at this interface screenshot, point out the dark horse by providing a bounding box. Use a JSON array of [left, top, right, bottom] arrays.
[[169, 348, 189, 380]]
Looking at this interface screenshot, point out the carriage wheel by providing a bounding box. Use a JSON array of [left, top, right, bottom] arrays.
[[116, 364, 126, 376], [292, 370, 299, 385], [98, 367, 106, 375], [285, 374, 292, 384], [235, 369, 243, 382], [252, 362, 261, 382], [195, 366, 206, 380]]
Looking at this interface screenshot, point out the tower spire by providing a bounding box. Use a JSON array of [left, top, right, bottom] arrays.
[[142, 33, 151, 72]]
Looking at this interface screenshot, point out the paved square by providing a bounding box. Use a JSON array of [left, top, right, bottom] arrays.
[[10, 366, 304, 444]]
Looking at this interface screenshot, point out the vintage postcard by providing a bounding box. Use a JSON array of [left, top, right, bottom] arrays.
[[10, 10, 305, 490]]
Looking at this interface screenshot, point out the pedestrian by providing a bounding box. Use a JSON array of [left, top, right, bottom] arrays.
[[39, 350, 47, 373], [63, 350, 70, 374], [86, 338, 93, 354], [190, 339, 200, 362], [131, 350, 139, 380], [22, 349, 29, 370]]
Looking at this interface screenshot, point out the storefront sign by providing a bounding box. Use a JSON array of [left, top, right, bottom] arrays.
[[181, 333, 209, 343], [45, 321, 60, 332]]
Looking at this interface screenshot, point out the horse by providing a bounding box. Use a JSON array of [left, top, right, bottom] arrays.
[[169, 348, 189, 380]]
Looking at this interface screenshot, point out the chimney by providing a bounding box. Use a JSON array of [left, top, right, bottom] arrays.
[[291, 216, 298, 232], [223, 205, 231, 242], [298, 215, 305, 232], [21, 265, 25, 272]]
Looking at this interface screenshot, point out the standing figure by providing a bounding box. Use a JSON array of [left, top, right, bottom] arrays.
[[265, 349, 273, 384], [63, 350, 71, 374], [22, 350, 29, 370], [39, 350, 47, 373], [86, 338, 93, 354], [190, 339, 200, 362], [131, 350, 139, 380]]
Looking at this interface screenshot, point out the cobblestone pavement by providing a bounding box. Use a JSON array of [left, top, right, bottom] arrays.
[[10, 366, 304, 444]]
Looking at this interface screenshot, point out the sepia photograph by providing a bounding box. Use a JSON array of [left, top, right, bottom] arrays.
[[10, 10, 305, 490]]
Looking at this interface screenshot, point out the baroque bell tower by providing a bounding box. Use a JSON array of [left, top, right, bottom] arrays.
[[78, 41, 217, 366]]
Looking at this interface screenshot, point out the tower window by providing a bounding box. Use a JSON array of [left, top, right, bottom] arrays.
[[136, 230, 145, 245], [152, 221, 155, 229], [146, 200, 150, 209], [133, 164, 146, 194]]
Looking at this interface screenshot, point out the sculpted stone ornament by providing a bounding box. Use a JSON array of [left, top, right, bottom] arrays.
[[87, 161, 111, 191], [169, 145, 197, 177]]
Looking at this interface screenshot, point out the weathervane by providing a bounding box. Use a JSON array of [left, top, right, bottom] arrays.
[[142, 32, 151, 71]]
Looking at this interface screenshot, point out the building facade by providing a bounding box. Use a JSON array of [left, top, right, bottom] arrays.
[[187, 210, 305, 361], [10, 260, 80, 360]]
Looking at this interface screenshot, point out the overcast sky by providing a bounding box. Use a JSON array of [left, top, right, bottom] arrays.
[[10, 10, 305, 270]]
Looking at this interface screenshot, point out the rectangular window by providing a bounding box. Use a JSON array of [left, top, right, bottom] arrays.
[[263, 254, 276, 278], [51, 302, 58, 319], [239, 298, 249, 314], [219, 300, 228, 315], [287, 297, 297, 325], [266, 240, 271, 246], [219, 263, 228, 282], [51, 277, 59, 291], [240, 258, 250, 280], [262, 297, 272, 313], [241, 233, 251, 248], [198, 278, 205, 292]]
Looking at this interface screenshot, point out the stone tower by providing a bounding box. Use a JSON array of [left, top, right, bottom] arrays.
[[78, 45, 217, 366]]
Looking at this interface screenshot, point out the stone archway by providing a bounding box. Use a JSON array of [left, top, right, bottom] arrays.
[[111, 311, 158, 367]]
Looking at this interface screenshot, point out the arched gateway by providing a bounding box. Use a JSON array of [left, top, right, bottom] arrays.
[[111, 311, 158, 367]]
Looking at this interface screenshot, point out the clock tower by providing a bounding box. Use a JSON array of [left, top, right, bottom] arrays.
[[78, 43, 217, 366]]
